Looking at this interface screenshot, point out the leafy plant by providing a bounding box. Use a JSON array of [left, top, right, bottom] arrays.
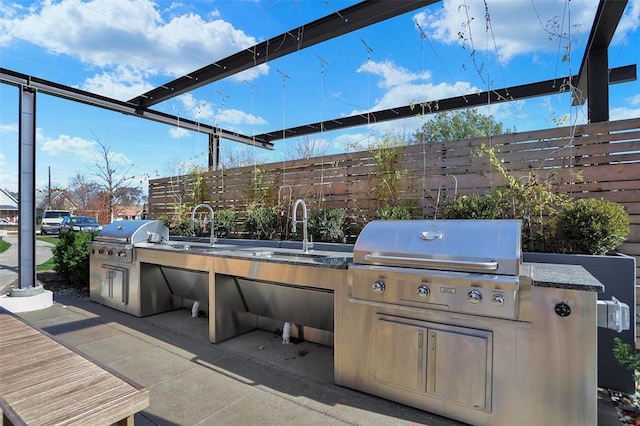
[[308, 208, 345, 242], [556, 198, 630, 255], [375, 205, 412, 220], [214, 209, 237, 238], [613, 337, 640, 389], [53, 232, 94, 288], [439, 193, 503, 220], [244, 206, 279, 240]]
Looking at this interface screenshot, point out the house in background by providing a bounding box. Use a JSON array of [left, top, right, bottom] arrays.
[[35, 189, 77, 222], [114, 205, 145, 221], [0, 188, 18, 223]]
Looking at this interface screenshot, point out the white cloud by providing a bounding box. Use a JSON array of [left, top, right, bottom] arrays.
[[613, 0, 640, 44], [0, 123, 18, 133], [169, 127, 191, 139], [39, 133, 132, 167], [353, 59, 480, 113], [40, 134, 97, 161], [357, 60, 431, 89], [216, 108, 267, 126], [0, 0, 263, 101], [416, 0, 597, 62], [79, 65, 155, 100], [610, 106, 640, 121]]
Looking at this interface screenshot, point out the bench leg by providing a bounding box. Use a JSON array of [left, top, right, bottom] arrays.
[[116, 414, 135, 426]]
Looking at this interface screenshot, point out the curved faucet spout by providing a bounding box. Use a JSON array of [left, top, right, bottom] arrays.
[[191, 203, 216, 246], [291, 199, 312, 253]]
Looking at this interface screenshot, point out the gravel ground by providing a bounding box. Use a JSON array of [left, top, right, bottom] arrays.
[[1, 270, 89, 299]]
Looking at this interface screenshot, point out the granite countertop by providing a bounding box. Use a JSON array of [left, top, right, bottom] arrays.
[[526, 262, 604, 292]]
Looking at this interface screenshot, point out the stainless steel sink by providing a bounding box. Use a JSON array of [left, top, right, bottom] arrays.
[[167, 243, 237, 252], [232, 249, 351, 266]]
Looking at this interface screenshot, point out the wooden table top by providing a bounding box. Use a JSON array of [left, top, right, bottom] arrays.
[[0, 311, 149, 425]]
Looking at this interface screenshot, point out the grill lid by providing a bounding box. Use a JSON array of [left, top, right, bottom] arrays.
[[95, 220, 168, 244], [352, 219, 522, 276]]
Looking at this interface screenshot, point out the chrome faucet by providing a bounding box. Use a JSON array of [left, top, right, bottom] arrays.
[[191, 203, 216, 246], [291, 199, 312, 253]]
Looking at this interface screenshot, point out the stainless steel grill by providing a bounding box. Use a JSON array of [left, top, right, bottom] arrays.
[[90, 220, 170, 316], [92, 220, 168, 264], [349, 219, 528, 320]]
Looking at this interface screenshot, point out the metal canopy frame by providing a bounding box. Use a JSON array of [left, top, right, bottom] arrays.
[[252, 65, 636, 143], [0, 68, 273, 150], [128, 0, 439, 108], [128, 0, 634, 145]]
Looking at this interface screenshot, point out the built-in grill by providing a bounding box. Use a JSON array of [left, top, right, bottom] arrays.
[[91, 220, 168, 264], [349, 219, 529, 321], [90, 220, 170, 316], [338, 219, 602, 425]]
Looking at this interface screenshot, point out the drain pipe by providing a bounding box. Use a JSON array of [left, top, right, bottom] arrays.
[[282, 322, 291, 344]]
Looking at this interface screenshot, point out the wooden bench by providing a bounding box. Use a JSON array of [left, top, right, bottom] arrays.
[[0, 310, 149, 425]]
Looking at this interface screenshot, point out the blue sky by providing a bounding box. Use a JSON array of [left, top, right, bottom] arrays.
[[1, 0, 639, 195]]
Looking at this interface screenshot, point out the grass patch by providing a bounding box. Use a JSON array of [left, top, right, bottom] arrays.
[[36, 236, 60, 271], [0, 236, 58, 270]]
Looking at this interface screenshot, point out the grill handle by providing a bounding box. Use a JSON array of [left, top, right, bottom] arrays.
[[363, 253, 498, 271]]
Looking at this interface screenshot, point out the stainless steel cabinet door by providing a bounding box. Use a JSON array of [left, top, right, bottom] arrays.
[[374, 318, 426, 392], [427, 328, 491, 411]]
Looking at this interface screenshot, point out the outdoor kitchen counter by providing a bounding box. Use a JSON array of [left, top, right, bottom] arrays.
[[526, 262, 605, 292]]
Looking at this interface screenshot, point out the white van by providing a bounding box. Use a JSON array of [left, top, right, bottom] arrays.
[[41, 210, 71, 235]]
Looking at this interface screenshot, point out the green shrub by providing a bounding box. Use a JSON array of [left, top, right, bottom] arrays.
[[214, 209, 237, 238], [439, 193, 504, 219], [556, 198, 630, 255], [308, 208, 345, 242], [375, 205, 411, 220], [244, 206, 279, 240], [613, 337, 640, 390], [53, 232, 94, 287]]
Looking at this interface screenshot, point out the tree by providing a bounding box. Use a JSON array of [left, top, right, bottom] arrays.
[[93, 138, 137, 222], [67, 173, 102, 210], [282, 136, 328, 161], [414, 109, 509, 143]]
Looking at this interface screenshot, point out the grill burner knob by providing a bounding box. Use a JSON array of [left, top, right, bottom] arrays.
[[107, 250, 114, 256], [416, 285, 430, 299], [372, 281, 385, 294], [491, 294, 505, 306], [467, 289, 482, 304]]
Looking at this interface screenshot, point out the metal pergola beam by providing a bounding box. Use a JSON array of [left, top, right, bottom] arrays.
[[253, 64, 636, 143], [572, 0, 628, 114], [0, 68, 273, 150], [128, 0, 439, 108]]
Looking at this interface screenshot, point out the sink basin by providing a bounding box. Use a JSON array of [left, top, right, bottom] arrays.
[[166, 243, 236, 252], [232, 249, 351, 266], [314, 256, 352, 266]]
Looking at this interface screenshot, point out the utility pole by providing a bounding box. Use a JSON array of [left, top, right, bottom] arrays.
[[47, 166, 51, 209]]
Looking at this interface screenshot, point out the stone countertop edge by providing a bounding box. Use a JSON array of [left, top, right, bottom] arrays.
[[526, 262, 604, 292]]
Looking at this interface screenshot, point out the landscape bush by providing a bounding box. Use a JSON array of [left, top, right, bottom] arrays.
[[53, 232, 94, 287], [308, 208, 345, 242]]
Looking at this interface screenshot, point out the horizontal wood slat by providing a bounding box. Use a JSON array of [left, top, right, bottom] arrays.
[[0, 312, 149, 426]]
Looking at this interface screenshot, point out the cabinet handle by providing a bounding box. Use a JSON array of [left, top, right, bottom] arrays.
[[428, 331, 437, 394]]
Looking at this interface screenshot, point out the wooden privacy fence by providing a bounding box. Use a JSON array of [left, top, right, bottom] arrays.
[[149, 116, 639, 273]]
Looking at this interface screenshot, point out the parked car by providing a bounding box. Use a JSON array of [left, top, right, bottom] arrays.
[[59, 216, 103, 234], [40, 210, 71, 234]]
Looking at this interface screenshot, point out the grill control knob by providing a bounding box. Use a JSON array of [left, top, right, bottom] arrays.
[[372, 281, 385, 294], [467, 289, 482, 304], [106, 250, 114, 256], [491, 294, 505, 306], [416, 285, 430, 299]]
